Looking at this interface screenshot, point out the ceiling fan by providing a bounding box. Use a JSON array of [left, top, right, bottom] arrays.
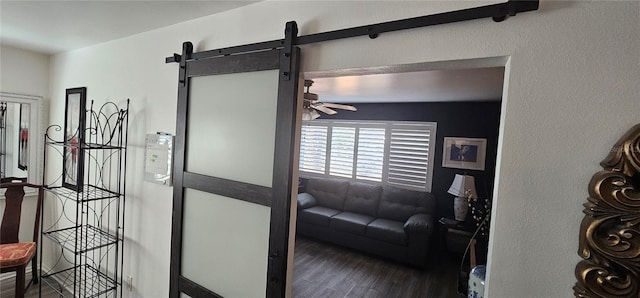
[[302, 79, 356, 120]]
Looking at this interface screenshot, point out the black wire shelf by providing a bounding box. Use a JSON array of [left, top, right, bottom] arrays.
[[41, 264, 118, 298], [45, 140, 125, 150], [43, 225, 119, 254], [46, 185, 121, 202], [41, 99, 129, 298]]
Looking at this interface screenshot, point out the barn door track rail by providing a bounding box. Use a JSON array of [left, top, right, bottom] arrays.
[[166, 0, 538, 63]]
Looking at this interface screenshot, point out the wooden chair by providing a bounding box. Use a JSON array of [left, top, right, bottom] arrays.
[[1, 182, 44, 298]]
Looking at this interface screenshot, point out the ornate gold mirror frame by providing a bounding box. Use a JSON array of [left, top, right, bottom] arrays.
[[574, 124, 640, 297]]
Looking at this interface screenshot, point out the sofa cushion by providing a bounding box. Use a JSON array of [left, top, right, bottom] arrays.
[[330, 212, 375, 235], [343, 182, 382, 217], [306, 178, 350, 210], [378, 186, 436, 222], [297, 193, 317, 209], [366, 219, 407, 245], [404, 214, 434, 234], [298, 206, 341, 227]]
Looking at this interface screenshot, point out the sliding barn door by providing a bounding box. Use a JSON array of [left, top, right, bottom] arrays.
[[170, 23, 301, 298]]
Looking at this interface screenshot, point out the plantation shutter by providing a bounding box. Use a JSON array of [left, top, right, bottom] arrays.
[[329, 127, 356, 178], [386, 123, 435, 190], [299, 125, 328, 174], [356, 127, 385, 181], [299, 120, 436, 192]]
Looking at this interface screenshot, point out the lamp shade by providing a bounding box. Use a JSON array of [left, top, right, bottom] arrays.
[[302, 108, 321, 121], [447, 174, 478, 199]]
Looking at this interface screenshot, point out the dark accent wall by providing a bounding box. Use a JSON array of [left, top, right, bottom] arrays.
[[319, 101, 501, 220]]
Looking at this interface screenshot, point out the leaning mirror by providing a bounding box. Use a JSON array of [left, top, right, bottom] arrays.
[[62, 87, 86, 191], [0, 102, 6, 178], [18, 103, 30, 171], [0, 92, 43, 184]]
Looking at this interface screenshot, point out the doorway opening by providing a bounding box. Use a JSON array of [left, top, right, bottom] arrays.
[[290, 58, 506, 297]]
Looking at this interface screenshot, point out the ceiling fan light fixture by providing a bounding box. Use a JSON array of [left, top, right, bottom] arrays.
[[302, 78, 356, 118], [302, 108, 321, 121]]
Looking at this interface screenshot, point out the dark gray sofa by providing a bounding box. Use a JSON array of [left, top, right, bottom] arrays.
[[296, 178, 436, 267]]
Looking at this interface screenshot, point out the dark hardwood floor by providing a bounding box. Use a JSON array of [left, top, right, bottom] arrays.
[[292, 236, 464, 298], [0, 275, 61, 298], [3, 238, 462, 297]]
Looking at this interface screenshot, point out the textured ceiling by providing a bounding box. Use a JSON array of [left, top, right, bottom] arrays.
[[0, 1, 259, 54], [310, 67, 505, 103]]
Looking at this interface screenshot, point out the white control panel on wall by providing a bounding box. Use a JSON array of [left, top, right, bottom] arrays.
[[144, 132, 174, 186]]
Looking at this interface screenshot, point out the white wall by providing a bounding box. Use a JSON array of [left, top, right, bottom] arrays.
[[0, 45, 49, 97], [47, 1, 640, 297], [0, 45, 50, 276], [1, 45, 49, 179]]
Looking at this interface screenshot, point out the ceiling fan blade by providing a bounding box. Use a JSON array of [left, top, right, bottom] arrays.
[[311, 104, 337, 115], [320, 102, 357, 111]]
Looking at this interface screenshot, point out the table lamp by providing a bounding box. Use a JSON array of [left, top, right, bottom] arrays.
[[448, 174, 478, 221]]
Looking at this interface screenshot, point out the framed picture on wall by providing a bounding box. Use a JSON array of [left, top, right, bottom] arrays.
[[62, 87, 87, 192], [442, 137, 487, 171], [18, 104, 29, 171]]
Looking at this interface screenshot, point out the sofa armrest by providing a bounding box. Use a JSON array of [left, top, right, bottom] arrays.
[[404, 214, 434, 234], [297, 193, 317, 209]]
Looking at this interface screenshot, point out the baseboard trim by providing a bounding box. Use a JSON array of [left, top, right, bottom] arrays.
[[0, 266, 38, 282], [0, 265, 61, 287]]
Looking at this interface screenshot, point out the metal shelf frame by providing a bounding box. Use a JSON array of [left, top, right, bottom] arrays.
[[41, 264, 119, 298], [40, 100, 129, 298], [43, 225, 119, 254], [46, 185, 120, 202]]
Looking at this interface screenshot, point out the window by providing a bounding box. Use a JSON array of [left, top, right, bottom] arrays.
[[386, 124, 432, 190], [299, 125, 327, 174], [356, 128, 385, 182], [329, 127, 355, 178], [299, 120, 437, 191]]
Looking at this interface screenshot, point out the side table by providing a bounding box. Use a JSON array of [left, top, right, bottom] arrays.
[[438, 217, 474, 255], [438, 217, 475, 296]]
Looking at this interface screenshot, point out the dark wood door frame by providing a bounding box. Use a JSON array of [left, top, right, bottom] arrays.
[[169, 23, 300, 298]]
